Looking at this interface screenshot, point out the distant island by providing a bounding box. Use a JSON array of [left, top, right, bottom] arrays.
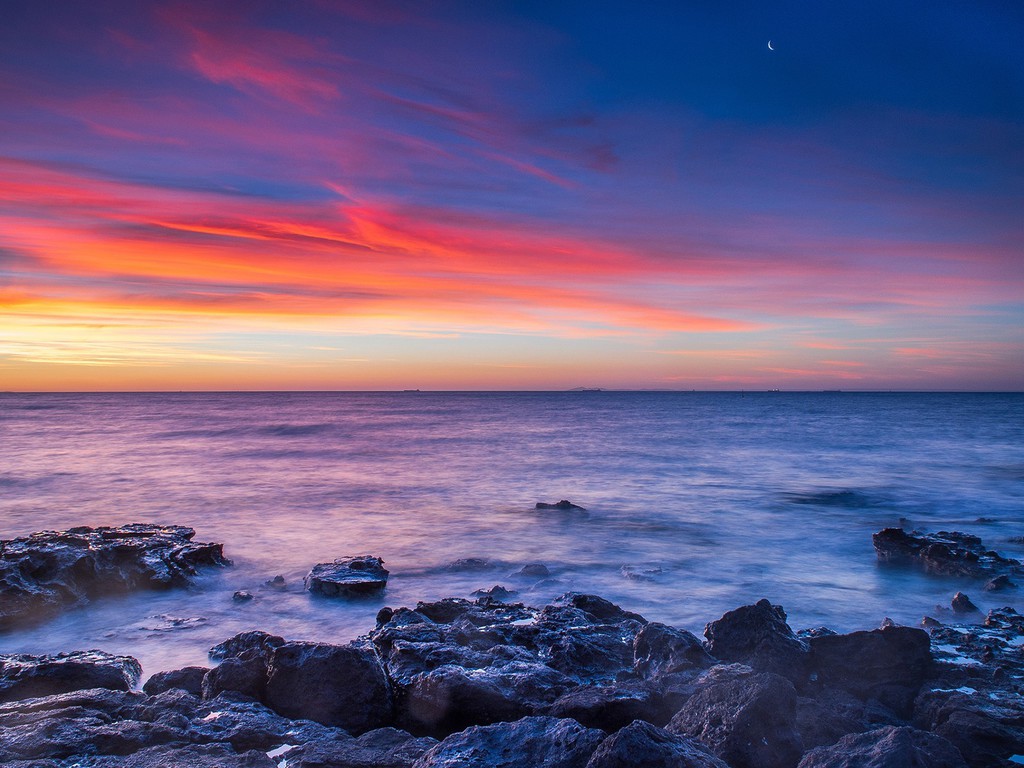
[[566, 387, 603, 392]]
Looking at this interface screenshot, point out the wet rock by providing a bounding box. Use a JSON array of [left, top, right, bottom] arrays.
[[402, 660, 573, 735], [190, 694, 345, 753], [667, 666, 803, 768], [0, 524, 229, 631], [203, 654, 268, 701], [210, 630, 285, 662], [807, 625, 931, 716], [286, 727, 438, 768], [704, 599, 808, 682], [413, 715, 604, 768], [984, 574, 1017, 592], [143, 665, 208, 696], [123, 743, 278, 767], [472, 585, 517, 600], [585, 720, 730, 768], [264, 575, 287, 590], [872, 527, 1021, 578], [550, 681, 671, 731], [233, 590, 255, 602], [796, 725, 967, 768], [265, 641, 392, 734], [795, 689, 901, 750], [0, 650, 141, 703], [519, 564, 551, 578], [305, 555, 389, 597], [551, 593, 646, 624], [633, 622, 714, 680], [536, 500, 587, 511], [950, 591, 979, 614]]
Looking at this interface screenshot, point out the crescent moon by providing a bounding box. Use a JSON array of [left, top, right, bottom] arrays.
[[768, 40, 774, 51]]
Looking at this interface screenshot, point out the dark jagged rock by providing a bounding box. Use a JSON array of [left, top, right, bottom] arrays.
[[796, 725, 967, 768], [633, 622, 714, 680], [0, 650, 141, 703], [472, 584, 517, 600], [807, 625, 931, 716], [704, 599, 808, 682], [0, 524, 229, 631], [872, 527, 1021, 578], [535, 500, 587, 511], [667, 665, 803, 768], [285, 727, 438, 768], [305, 556, 389, 597], [265, 642, 393, 734], [914, 607, 1024, 767], [585, 720, 730, 768], [209, 630, 285, 662], [549, 681, 670, 731], [370, 593, 645, 736], [264, 575, 287, 591], [984, 574, 1016, 592], [795, 689, 902, 750], [412, 715, 604, 768], [143, 665, 208, 696], [202, 654, 268, 701], [951, 591, 980, 614], [233, 590, 255, 602]]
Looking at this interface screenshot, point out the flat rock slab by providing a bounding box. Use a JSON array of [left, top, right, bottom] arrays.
[[305, 555, 389, 597], [0, 524, 229, 631], [873, 527, 1021, 578]]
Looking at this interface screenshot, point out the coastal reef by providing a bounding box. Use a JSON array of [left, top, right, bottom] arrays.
[[0, 524, 229, 631], [3, 590, 1024, 767]]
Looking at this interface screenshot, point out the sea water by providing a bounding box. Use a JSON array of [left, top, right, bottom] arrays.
[[1, 391, 1022, 677]]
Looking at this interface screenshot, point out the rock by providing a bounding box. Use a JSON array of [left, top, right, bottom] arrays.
[[796, 725, 967, 768], [914, 690, 1024, 768], [550, 681, 671, 731], [203, 655, 268, 701], [585, 720, 730, 768], [0, 524, 229, 630], [634, 622, 715, 680], [143, 665, 208, 696], [795, 689, 901, 751], [921, 616, 942, 628], [0, 650, 141, 703], [552, 593, 646, 624], [472, 585, 517, 600], [210, 630, 285, 662], [233, 590, 255, 602], [402, 660, 573, 735], [412, 715, 604, 768], [190, 694, 345, 752], [536, 500, 587, 511], [950, 591, 979, 614], [807, 626, 931, 717], [286, 728, 438, 768], [667, 666, 803, 768], [264, 575, 287, 590], [519, 564, 551, 578], [264, 641, 392, 733], [872, 527, 1021, 578], [305, 556, 389, 597], [704, 599, 808, 682], [119, 743, 278, 767], [983, 574, 1017, 592]]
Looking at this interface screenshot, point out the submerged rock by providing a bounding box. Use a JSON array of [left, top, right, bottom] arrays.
[[536, 500, 587, 511], [0, 650, 141, 704], [305, 555, 389, 597], [872, 527, 1021, 578], [0, 524, 229, 631]]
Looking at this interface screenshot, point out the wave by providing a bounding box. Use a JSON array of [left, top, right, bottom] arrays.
[[781, 488, 886, 509]]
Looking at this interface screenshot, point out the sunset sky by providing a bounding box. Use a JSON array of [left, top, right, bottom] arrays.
[[2, 1, 1022, 391]]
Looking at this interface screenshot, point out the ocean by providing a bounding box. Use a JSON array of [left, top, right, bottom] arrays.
[[1, 391, 1022, 678]]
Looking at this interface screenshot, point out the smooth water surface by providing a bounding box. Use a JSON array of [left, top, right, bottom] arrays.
[[1, 391, 1022, 677]]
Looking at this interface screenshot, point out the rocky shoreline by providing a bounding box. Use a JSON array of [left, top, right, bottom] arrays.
[[1, 524, 1023, 767]]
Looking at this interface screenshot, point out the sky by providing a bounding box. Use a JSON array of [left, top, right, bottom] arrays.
[[1, 1, 1022, 391]]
